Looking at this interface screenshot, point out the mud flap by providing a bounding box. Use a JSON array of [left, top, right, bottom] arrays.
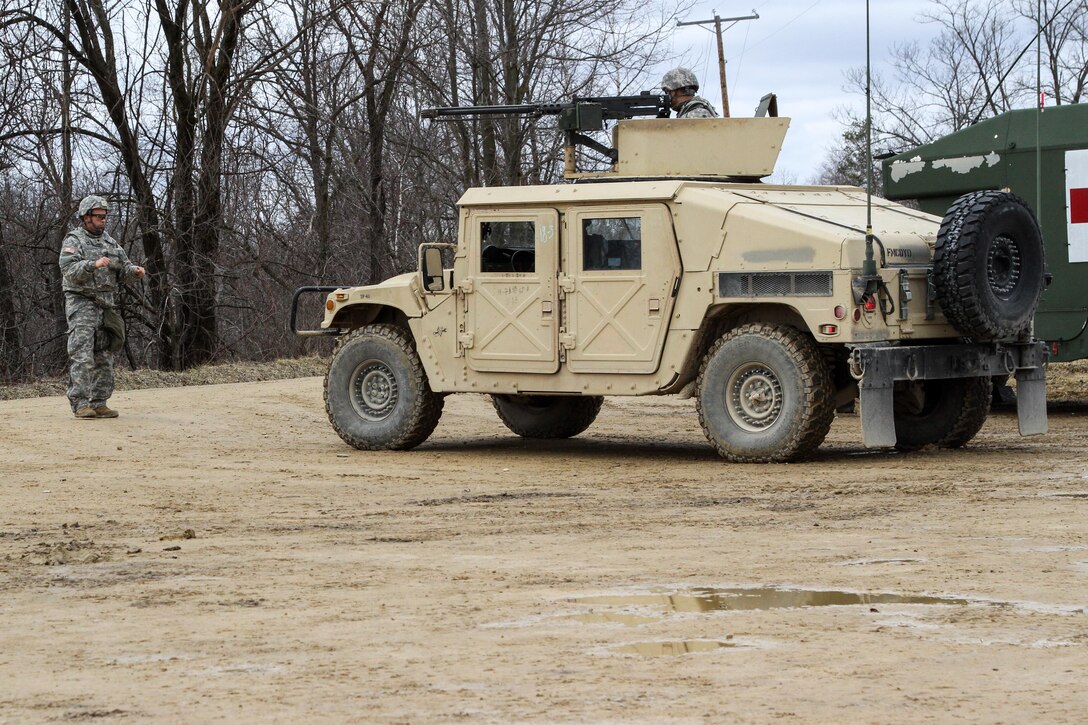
[[859, 381, 896, 448], [1015, 366, 1047, 436], [852, 340, 1048, 448]]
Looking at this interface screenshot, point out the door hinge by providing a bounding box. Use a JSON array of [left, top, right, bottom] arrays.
[[559, 332, 576, 349], [458, 331, 474, 349], [558, 275, 575, 293], [457, 277, 474, 295]]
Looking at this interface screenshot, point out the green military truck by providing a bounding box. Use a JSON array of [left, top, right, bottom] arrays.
[[882, 103, 1088, 363], [293, 97, 1049, 462]]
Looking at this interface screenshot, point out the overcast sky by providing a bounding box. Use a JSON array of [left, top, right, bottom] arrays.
[[657, 0, 943, 181]]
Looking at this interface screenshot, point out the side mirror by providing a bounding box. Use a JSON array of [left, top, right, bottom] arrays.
[[419, 243, 454, 293]]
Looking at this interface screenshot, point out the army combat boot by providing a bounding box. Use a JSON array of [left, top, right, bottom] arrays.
[[94, 405, 119, 418], [74, 406, 97, 419]]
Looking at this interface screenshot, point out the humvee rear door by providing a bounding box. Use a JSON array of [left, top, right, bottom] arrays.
[[460, 209, 560, 373], [564, 204, 680, 373]]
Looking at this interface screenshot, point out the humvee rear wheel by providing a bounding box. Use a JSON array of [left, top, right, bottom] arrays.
[[696, 324, 834, 463], [324, 324, 443, 450], [491, 395, 603, 439], [892, 376, 992, 451]]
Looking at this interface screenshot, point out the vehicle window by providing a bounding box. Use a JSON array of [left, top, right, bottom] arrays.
[[480, 220, 536, 273], [582, 217, 641, 271]]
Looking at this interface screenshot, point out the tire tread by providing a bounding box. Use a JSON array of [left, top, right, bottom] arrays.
[[324, 324, 443, 450]]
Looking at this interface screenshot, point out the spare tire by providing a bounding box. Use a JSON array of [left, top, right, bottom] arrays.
[[933, 190, 1045, 340]]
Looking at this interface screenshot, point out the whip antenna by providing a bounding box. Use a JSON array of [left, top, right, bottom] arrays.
[[862, 0, 877, 279]]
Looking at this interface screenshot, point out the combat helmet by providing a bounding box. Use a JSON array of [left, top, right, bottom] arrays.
[[77, 194, 109, 217], [661, 67, 699, 93]]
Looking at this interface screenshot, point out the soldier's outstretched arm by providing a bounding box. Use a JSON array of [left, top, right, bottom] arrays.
[[113, 243, 145, 281]]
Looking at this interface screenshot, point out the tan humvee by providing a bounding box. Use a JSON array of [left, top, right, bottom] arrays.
[[294, 118, 1048, 462]]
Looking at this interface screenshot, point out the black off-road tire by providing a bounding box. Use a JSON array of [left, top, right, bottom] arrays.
[[893, 376, 992, 452], [324, 324, 444, 450], [491, 395, 603, 439], [933, 190, 1045, 340], [696, 324, 835, 463]]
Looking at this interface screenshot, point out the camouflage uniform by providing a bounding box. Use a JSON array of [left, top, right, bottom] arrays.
[[59, 219, 140, 413], [676, 96, 718, 119]]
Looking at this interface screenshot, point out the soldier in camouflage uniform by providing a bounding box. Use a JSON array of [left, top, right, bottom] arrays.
[[59, 195, 145, 419], [661, 67, 718, 119]]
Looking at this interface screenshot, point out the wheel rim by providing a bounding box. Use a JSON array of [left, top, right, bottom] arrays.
[[725, 363, 783, 432], [987, 234, 1022, 299], [350, 358, 399, 421]]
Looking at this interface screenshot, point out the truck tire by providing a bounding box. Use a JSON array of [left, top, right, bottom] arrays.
[[696, 324, 834, 463], [933, 190, 1045, 340], [324, 324, 443, 450], [491, 395, 603, 439], [892, 376, 992, 451]]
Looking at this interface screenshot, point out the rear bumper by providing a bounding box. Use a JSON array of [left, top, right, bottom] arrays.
[[850, 341, 1047, 447]]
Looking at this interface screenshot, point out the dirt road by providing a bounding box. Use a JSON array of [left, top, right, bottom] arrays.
[[2, 378, 1087, 723]]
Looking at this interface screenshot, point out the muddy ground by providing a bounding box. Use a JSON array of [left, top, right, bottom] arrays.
[[2, 376, 1087, 723]]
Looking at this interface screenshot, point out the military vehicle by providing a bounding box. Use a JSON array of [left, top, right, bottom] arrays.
[[292, 95, 1048, 463], [882, 103, 1088, 364]]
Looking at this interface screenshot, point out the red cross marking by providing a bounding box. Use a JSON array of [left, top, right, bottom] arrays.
[[1072, 187, 1088, 224]]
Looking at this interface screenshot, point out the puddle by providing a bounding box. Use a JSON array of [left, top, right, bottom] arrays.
[[566, 612, 658, 626], [612, 640, 738, 656], [570, 587, 970, 612], [838, 558, 923, 567]]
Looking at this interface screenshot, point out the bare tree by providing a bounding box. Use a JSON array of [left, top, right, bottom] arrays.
[[823, 0, 1088, 182]]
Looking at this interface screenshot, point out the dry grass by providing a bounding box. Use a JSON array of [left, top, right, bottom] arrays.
[[2, 356, 1085, 406], [0, 356, 329, 401], [1043, 359, 1088, 404]]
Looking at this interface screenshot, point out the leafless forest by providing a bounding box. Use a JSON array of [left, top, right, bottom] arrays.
[[0, 0, 681, 380], [0, 0, 1085, 383]]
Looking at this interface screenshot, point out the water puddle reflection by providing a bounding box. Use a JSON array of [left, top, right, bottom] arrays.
[[571, 587, 970, 612], [566, 612, 658, 626], [613, 640, 737, 656], [838, 558, 923, 567]]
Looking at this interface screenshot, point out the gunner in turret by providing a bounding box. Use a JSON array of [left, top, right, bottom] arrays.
[[661, 67, 718, 119]]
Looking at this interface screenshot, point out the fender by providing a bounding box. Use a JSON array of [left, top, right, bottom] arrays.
[[322, 273, 424, 331]]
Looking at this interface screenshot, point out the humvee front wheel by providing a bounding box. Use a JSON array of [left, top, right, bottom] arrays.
[[324, 324, 443, 450], [491, 395, 603, 439], [892, 376, 992, 451], [696, 324, 834, 463]]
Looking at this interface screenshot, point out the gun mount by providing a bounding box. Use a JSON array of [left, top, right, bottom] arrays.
[[422, 92, 670, 177], [421, 92, 789, 180]]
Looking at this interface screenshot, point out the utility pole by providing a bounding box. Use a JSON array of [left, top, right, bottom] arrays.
[[677, 10, 759, 118]]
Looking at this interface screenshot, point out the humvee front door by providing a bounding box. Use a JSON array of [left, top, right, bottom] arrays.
[[460, 209, 560, 373]]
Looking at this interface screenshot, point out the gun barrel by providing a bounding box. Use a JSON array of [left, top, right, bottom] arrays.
[[421, 103, 566, 120]]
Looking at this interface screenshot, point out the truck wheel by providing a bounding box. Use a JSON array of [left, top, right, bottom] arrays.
[[893, 376, 992, 451], [324, 324, 443, 450], [933, 191, 1045, 340], [491, 395, 603, 438], [696, 324, 834, 463]]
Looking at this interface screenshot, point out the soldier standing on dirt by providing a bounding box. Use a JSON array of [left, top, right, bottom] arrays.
[[661, 68, 718, 119], [59, 195, 145, 419]]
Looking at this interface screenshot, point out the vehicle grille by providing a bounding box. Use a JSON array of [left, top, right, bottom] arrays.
[[718, 271, 833, 297]]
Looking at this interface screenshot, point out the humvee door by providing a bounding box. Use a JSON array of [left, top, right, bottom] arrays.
[[564, 204, 680, 373], [460, 209, 560, 373]]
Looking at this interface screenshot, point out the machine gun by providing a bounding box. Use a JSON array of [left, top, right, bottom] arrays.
[[420, 92, 670, 173]]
